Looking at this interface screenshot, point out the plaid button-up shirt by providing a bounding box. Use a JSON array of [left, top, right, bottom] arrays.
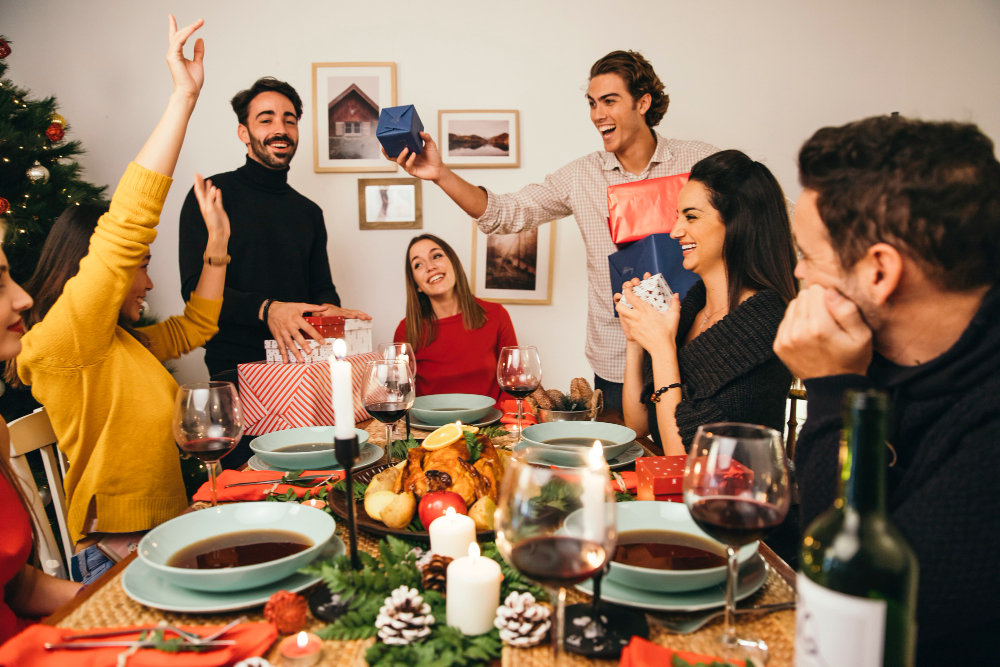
[[477, 132, 719, 383]]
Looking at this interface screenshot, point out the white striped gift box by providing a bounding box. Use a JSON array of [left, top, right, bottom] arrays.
[[237, 351, 380, 435]]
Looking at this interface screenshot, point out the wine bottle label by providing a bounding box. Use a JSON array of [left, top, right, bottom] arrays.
[[795, 573, 886, 667]]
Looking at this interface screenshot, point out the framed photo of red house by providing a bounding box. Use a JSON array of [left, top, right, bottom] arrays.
[[312, 62, 398, 173]]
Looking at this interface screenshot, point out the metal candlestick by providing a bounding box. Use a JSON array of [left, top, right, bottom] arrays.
[[334, 434, 361, 569]]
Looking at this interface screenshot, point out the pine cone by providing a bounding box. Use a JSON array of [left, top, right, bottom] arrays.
[[375, 586, 435, 645], [546, 389, 567, 410], [530, 386, 553, 410], [263, 590, 308, 635], [421, 554, 452, 594], [569, 377, 594, 401], [524, 395, 540, 416], [495, 592, 551, 647], [588, 389, 604, 419]]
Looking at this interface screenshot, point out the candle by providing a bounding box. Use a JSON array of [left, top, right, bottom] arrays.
[[429, 507, 476, 559], [301, 498, 326, 509], [330, 339, 354, 439], [581, 441, 607, 543], [278, 631, 323, 667], [446, 543, 502, 635]]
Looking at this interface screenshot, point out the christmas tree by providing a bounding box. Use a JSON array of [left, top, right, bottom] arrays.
[[0, 35, 106, 284]]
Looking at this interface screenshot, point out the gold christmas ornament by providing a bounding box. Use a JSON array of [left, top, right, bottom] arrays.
[[26, 161, 50, 184], [50, 113, 66, 128]]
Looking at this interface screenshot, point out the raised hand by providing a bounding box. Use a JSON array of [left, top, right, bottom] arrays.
[[192, 173, 230, 245], [166, 15, 205, 98], [617, 284, 680, 356], [267, 302, 329, 363], [773, 284, 874, 380], [383, 132, 445, 182]]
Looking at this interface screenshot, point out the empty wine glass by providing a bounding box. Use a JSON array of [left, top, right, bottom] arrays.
[[378, 342, 417, 439], [497, 346, 542, 439], [683, 423, 791, 662], [173, 382, 244, 507], [495, 442, 616, 663], [362, 359, 415, 465]]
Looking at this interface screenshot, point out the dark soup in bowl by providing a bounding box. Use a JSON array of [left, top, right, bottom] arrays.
[[168, 529, 313, 570], [543, 437, 618, 448], [613, 529, 727, 571], [273, 443, 333, 453]]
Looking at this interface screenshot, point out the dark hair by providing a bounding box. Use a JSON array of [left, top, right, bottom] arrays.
[[403, 234, 486, 350], [5, 205, 149, 386], [689, 150, 798, 309], [799, 115, 1000, 290], [230, 77, 303, 126], [589, 50, 669, 128]]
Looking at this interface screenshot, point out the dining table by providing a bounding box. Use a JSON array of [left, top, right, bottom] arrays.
[[42, 413, 799, 666]]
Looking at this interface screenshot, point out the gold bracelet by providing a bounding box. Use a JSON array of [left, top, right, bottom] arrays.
[[203, 253, 231, 266]]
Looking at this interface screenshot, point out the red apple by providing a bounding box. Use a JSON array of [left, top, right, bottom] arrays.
[[419, 491, 467, 527]]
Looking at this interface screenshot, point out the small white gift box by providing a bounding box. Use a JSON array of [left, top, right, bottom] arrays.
[[618, 273, 673, 312]]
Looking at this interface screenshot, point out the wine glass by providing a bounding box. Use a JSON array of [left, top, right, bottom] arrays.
[[173, 381, 244, 507], [495, 442, 616, 662], [362, 359, 415, 465], [496, 346, 542, 439], [378, 342, 417, 439], [683, 423, 791, 662]]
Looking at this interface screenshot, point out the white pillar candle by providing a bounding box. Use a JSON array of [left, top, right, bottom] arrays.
[[446, 543, 502, 635], [428, 507, 476, 559], [330, 339, 355, 440], [581, 441, 607, 543]]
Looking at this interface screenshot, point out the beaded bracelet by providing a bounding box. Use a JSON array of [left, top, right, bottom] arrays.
[[650, 383, 681, 403]]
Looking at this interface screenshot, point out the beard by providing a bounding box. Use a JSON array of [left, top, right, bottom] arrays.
[[249, 133, 297, 169]]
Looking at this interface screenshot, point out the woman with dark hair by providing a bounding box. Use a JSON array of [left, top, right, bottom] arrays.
[[394, 234, 518, 401], [12, 17, 229, 582], [0, 229, 83, 645], [617, 149, 797, 456]]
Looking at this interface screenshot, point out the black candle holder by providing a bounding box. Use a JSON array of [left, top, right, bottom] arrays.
[[334, 433, 362, 570]]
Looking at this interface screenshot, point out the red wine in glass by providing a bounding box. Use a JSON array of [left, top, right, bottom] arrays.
[[689, 497, 785, 547], [502, 384, 537, 400], [180, 436, 237, 462], [367, 402, 410, 424], [509, 535, 607, 588]]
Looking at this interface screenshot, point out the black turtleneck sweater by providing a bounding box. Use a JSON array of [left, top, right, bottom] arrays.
[[796, 284, 1000, 665], [178, 157, 340, 375]]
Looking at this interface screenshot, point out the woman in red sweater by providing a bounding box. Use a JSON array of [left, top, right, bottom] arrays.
[[394, 234, 517, 402]]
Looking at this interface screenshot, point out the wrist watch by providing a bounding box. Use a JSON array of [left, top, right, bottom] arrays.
[[203, 253, 231, 266]]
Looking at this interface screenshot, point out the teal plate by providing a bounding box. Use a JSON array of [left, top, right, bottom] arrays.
[[608, 441, 645, 470], [122, 537, 345, 613], [246, 442, 383, 472], [409, 407, 503, 431], [576, 553, 768, 612]]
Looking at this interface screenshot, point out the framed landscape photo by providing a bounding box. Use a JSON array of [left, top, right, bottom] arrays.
[[439, 110, 520, 169], [312, 62, 397, 173], [471, 221, 556, 304], [358, 178, 422, 230]]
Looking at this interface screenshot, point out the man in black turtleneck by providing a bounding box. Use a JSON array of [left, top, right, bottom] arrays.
[[179, 77, 368, 381]]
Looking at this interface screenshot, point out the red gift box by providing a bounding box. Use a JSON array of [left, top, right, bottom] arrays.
[[607, 172, 690, 245], [237, 351, 379, 435], [303, 315, 345, 338], [637, 455, 754, 499]]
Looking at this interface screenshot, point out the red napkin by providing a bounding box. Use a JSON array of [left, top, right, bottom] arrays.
[[0, 622, 277, 667], [619, 636, 745, 667], [192, 469, 345, 503], [612, 470, 638, 493], [499, 399, 537, 427]]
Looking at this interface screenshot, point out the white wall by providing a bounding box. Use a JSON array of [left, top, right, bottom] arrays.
[[3, 0, 998, 388]]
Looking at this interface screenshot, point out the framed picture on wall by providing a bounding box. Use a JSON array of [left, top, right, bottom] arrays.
[[470, 221, 556, 305], [312, 62, 397, 173], [438, 110, 520, 169], [358, 178, 422, 230]]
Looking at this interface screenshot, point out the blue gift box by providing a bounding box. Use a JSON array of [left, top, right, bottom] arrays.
[[608, 233, 700, 317], [376, 105, 423, 158]]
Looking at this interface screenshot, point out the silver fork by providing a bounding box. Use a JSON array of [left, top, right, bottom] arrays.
[[61, 616, 246, 645], [647, 601, 795, 635]]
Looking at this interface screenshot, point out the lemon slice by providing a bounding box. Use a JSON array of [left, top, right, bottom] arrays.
[[422, 423, 464, 451], [460, 425, 479, 434]]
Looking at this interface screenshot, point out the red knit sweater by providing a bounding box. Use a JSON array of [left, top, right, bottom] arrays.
[[394, 299, 517, 402]]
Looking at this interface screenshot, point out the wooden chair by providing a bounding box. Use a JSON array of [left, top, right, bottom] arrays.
[[7, 407, 73, 579], [786, 379, 808, 460]]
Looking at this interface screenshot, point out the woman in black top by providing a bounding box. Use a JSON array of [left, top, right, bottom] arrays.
[[616, 150, 797, 455]]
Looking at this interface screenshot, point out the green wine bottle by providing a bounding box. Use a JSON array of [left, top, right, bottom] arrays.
[[796, 389, 918, 667]]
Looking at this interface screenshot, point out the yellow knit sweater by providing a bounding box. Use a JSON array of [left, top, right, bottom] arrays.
[[18, 163, 223, 543]]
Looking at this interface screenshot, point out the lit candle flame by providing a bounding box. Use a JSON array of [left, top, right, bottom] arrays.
[[332, 338, 347, 361], [445, 506, 456, 522], [296, 631, 308, 649], [468, 542, 480, 562], [589, 440, 604, 469]]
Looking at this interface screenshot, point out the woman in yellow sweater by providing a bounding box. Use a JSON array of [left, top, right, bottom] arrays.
[[13, 17, 228, 582]]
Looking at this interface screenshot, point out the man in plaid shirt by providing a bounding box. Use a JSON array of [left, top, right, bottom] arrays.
[[386, 51, 717, 411]]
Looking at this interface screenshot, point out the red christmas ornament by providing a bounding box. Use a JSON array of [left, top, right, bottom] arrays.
[[0, 197, 9, 215], [0, 40, 10, 59], [46, 124, 65, 142], [264, 590, 309, 634]]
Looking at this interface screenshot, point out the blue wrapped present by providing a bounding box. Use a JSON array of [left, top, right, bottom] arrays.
[[608, 233, 700, 317], [376, 105, 424, 158]]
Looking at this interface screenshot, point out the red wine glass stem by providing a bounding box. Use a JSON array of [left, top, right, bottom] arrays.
[[722, 544, 739, 647]]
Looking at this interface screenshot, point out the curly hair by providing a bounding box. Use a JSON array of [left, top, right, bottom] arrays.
[[231, 77, 303, 126], [589, 50, 669, 128], [799, 115, 1000, 291]]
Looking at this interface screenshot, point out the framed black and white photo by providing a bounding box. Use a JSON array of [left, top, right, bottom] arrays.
[[470, 221, 556, 304], [312, 62, 397, 173], [438, 110, 520, 169], [358, 178, 422, 230]]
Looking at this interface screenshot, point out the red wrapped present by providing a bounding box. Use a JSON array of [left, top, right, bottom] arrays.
[[606, 172, 690, 245], [304, 315, 345, 338], [637, 455, 753, 499], [238, 351, 379, 435]]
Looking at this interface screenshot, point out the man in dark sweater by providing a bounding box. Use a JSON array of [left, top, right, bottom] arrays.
[[774, 116, 1000, 664], [179, 77, 368, 378]]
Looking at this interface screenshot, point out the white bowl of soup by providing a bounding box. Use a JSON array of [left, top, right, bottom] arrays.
[[249, 426, 370, 470], [565, 501, 758, 592], [138, 502, 335, 592]]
